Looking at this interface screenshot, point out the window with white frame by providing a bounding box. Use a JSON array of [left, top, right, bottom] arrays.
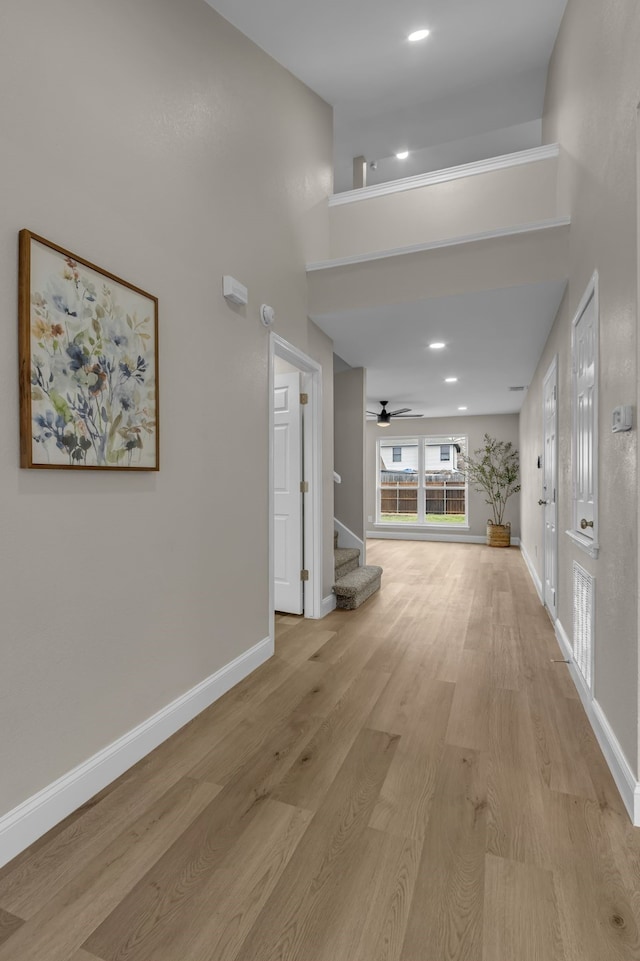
[[378, 435, 467, 525]]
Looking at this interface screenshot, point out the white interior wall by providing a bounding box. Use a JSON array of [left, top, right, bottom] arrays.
[[333, 368, 366, 540], [328, 153, 561, 261], [520, 0, 640, 772], [0, 0, 332, 826]]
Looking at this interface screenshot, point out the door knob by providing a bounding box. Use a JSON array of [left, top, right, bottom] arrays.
[[580, 518, 594, 529], [538, 499, 548, 506]]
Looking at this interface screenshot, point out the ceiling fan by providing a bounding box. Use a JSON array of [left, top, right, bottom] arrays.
[[366, 400, 423, 427]]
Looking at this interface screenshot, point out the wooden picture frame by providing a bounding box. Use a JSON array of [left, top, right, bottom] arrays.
[[19, 230, 159, 470]]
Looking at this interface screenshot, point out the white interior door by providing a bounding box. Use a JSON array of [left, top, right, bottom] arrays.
[[274, 372, 303, 614], [574, 291, 597, 535], [542, 359, 558, 617]]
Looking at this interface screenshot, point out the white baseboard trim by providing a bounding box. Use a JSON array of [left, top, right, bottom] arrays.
[[519, 542, 544, 603], [367, 530, 520, 546], [334, 518, 365, 563], [554, 618, 640, 825], [0, 635, 273, 869], [321, 593, 337, 616]]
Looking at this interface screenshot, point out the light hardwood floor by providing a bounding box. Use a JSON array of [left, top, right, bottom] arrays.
[[1, 540, 640, 960]]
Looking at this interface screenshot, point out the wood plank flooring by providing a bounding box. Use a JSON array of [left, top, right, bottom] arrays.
[[1, 540, 640, 960]]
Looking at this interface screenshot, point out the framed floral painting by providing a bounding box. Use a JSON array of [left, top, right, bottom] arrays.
[[19, 230, 159, 470]]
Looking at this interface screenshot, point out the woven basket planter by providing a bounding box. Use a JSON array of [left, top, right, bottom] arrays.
[[486, 520, 511, 547]]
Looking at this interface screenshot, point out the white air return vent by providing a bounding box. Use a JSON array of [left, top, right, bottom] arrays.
[[573, 562, 594, 693]]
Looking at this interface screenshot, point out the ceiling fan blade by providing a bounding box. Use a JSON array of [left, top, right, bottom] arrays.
[[389, 408, 411, 416], [366, 411, 379, 416], [392, 413, 424, 417]]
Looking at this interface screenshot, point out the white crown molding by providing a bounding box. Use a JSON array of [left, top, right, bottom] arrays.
[[0, 635, 273, 869], [329, 144, 560, 208], [554, 619, 639, 825], [519, 542, 544, 604], [306, 217, 571, 272]]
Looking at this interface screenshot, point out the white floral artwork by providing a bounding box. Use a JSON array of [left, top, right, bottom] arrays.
[[20, 233, 158, 470]]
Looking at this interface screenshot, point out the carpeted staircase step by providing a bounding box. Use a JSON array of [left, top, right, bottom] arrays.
[[333, 565, 383, 610], [334, 547, 360, 580]]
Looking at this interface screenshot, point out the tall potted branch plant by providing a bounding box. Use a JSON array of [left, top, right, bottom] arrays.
[[464, 434, 520, 547]]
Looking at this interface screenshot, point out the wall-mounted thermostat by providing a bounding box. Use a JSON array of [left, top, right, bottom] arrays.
[[612, 405, 633, 432], [222, 275, 248, 306]]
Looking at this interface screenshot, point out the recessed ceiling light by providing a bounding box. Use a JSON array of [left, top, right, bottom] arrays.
[[445, 377, 458, 383], [429, 342, 446, 350], [396, 150, 409, 160], [458, 406, 468, 411], [408, 29, 430, 42]]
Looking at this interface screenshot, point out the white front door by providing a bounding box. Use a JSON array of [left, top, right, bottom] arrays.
[[542, 358, 558, 617], [274, 372, 303, 614]]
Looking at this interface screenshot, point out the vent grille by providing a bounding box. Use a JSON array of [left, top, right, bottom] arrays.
[[508, 385, 527, 392], [573, 562, 594, 692]]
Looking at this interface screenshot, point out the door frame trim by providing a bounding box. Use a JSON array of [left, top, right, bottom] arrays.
[[568, 271, 600, 558], [269, 333, 323, 635], [542, 353, 558, 620]]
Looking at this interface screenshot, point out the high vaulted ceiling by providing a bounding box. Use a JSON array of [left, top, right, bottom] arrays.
[[204, 0, 569, 418], [204, 0, 567, 190]]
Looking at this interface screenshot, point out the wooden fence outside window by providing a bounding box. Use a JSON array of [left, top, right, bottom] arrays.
[[380, 472, 466, 517]]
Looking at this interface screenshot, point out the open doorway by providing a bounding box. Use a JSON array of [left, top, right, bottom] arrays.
[[269, 334, 323, 641]]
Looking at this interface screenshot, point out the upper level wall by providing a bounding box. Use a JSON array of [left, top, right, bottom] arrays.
[[326, 148, 562, 262], [308, 226, 570, 317]]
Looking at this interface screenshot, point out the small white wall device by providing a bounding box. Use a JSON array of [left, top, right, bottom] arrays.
[[612, 405, 633, 432], [222, 275, 248, 306], [260, 304, 275, 327]]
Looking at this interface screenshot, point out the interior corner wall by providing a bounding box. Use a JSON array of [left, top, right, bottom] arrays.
[[333, 368, 366, 539], [520, 0, 639, 770], [366, 413, 521, 539], [307, 320, 336, 598], [0, 0, 332, 823]]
